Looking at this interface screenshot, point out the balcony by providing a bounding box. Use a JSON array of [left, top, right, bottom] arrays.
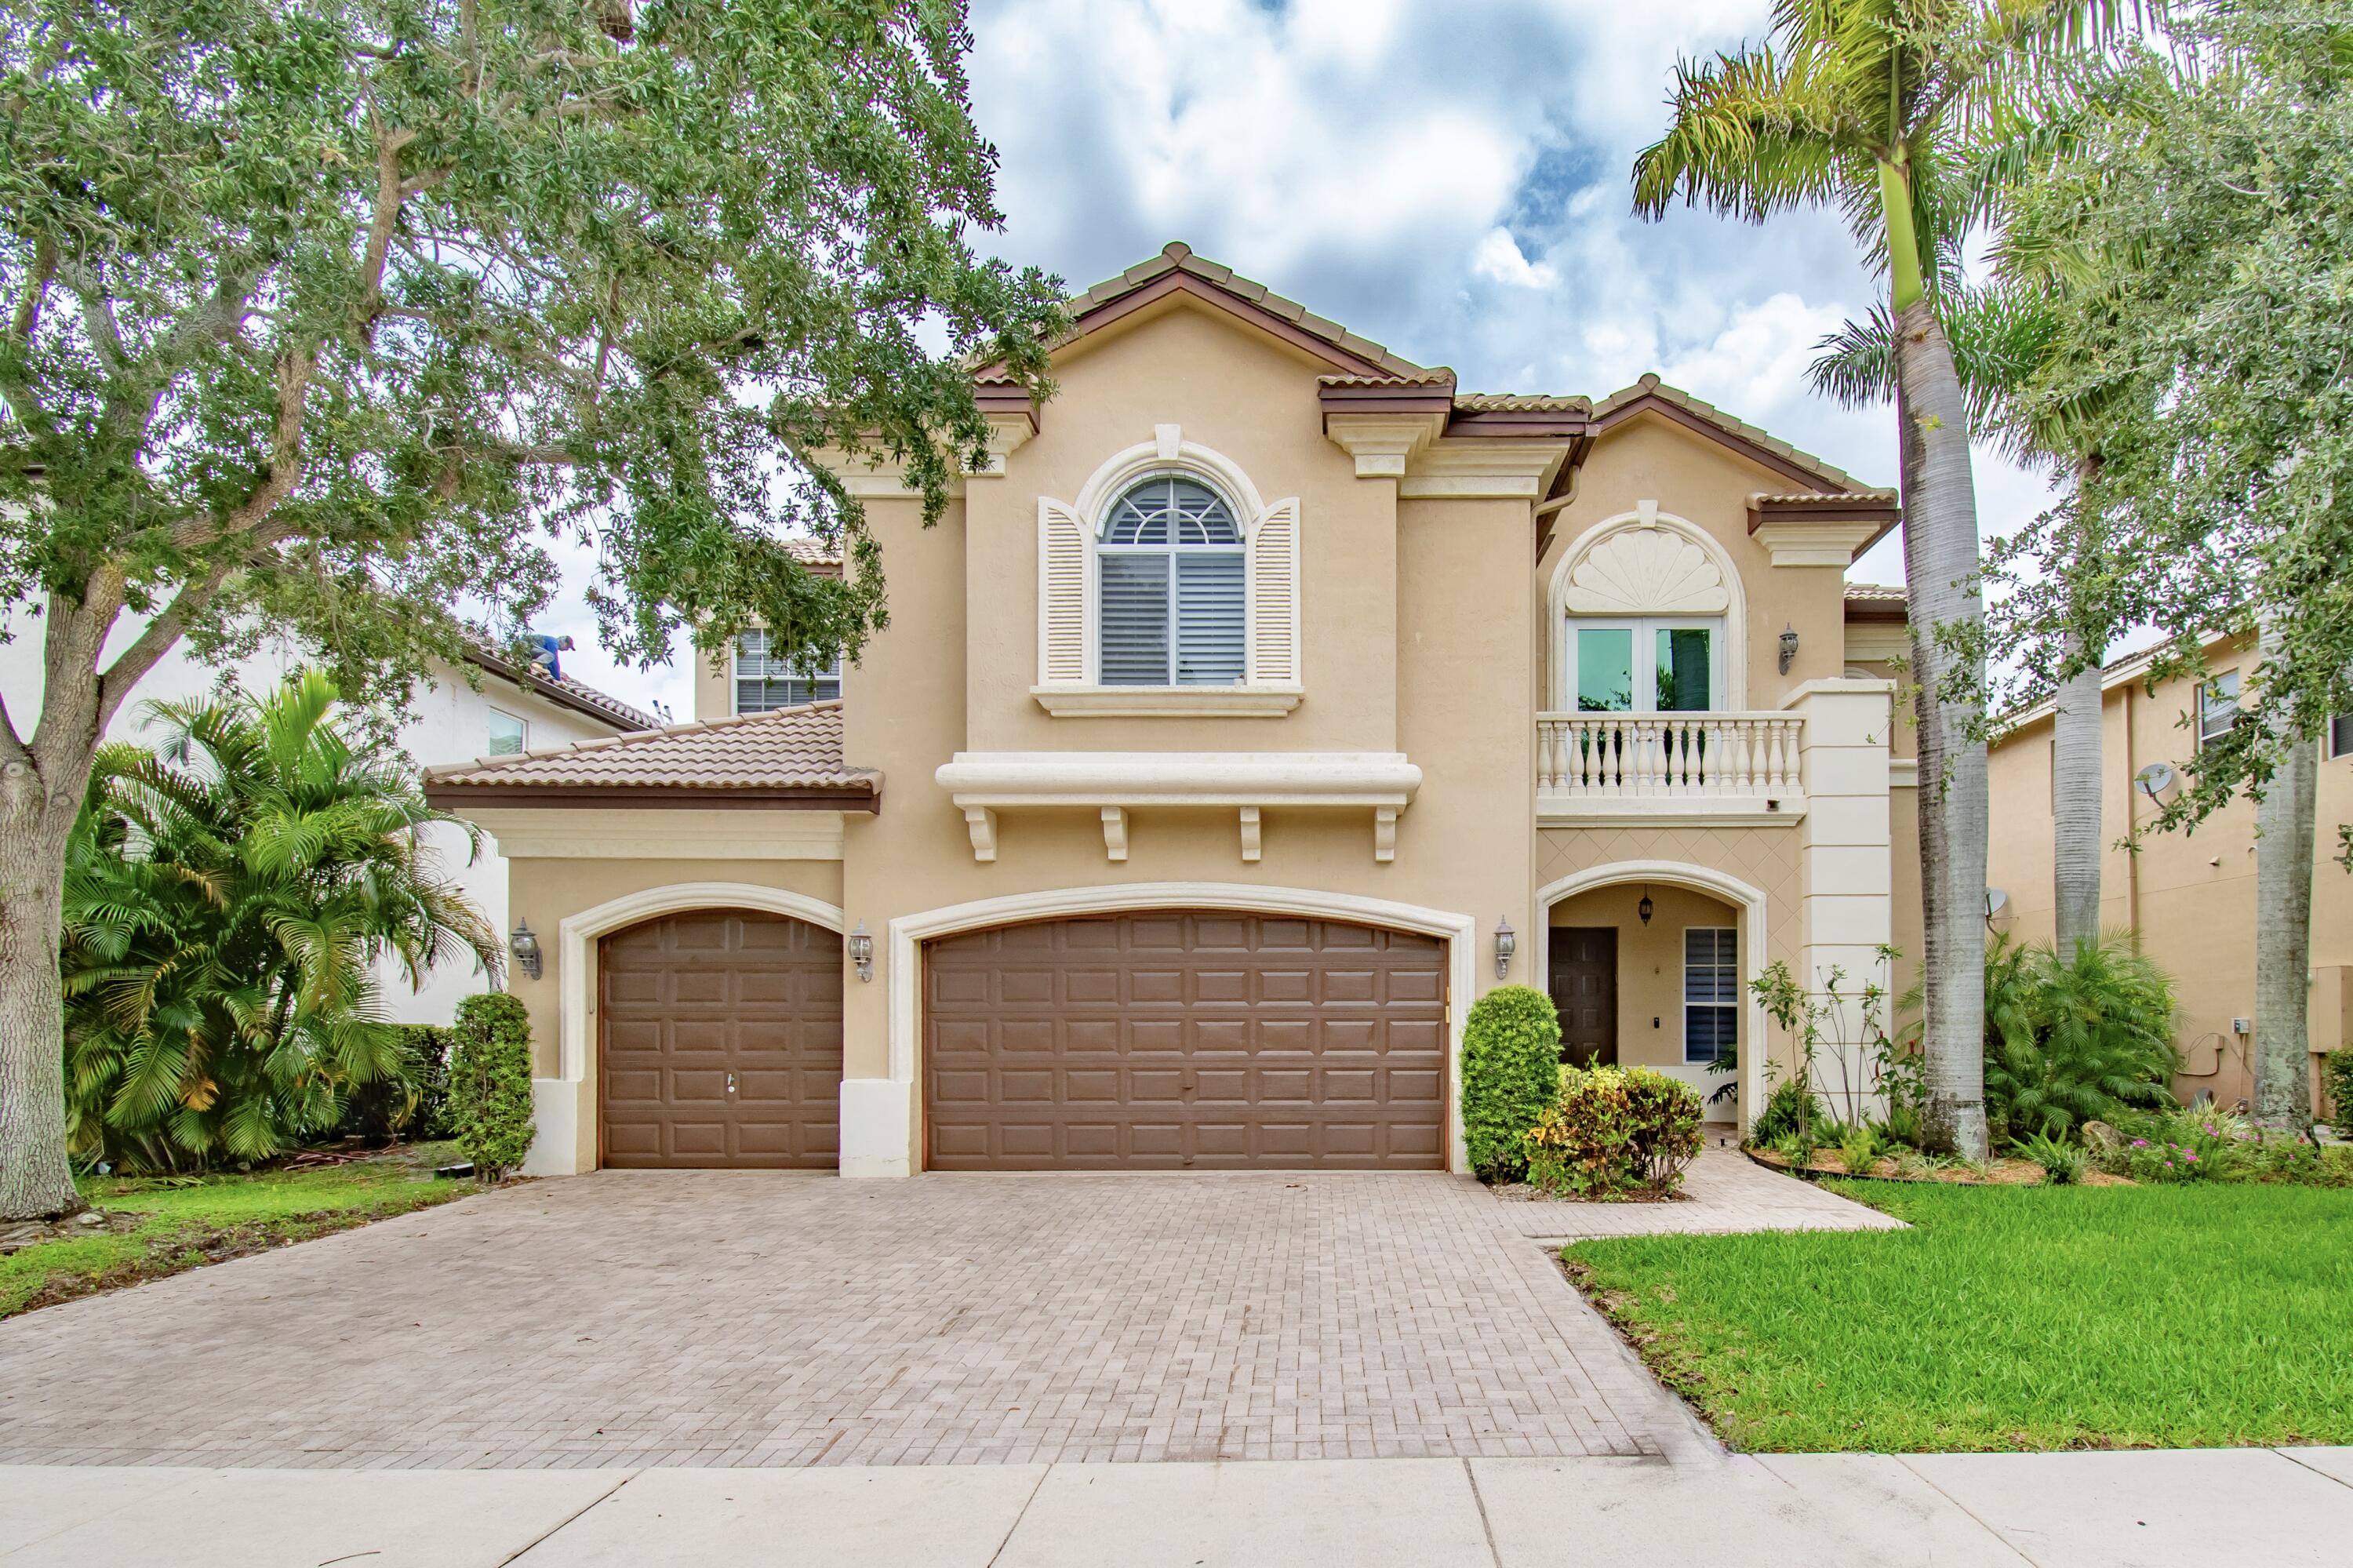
[[1536, 711, 1808, 827]]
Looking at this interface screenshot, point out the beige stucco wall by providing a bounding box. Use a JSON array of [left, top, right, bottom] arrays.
[[1987, 635, 2347, 1111], [963, 299, 1398, 755]]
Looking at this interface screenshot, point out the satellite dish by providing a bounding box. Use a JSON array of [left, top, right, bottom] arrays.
[[1985, 887, 2009, 922], [2135, 761, 2179, 799]]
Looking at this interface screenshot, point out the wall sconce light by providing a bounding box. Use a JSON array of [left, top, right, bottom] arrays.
[[846, 921, 875, 983], [1778, 623, 1799, 675], [1493, 916, 1516, 980], [509, 919, 543, 981], [1637, 888, 1654, 926]]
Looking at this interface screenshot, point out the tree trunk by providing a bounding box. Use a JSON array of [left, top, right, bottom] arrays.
[[2051, 630, 2104, 963], [2253, 616, 2316, 1128], [1893, 300, 1991, 1160], [0, 778, 82, 1218]]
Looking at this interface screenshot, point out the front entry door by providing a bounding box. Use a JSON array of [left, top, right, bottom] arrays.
[[1549, 927, 1617, 1068]]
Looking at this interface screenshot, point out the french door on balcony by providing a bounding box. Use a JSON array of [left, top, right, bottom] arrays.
[[1567, 617, 1722, 715]]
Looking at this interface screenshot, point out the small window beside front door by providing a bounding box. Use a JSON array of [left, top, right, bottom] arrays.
[[1683, 926, 1737, 1065]]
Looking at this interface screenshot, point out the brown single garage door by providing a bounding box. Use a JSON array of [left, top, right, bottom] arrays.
[[601, 910, 843, 1169], [925, 911, 1447, 1170]]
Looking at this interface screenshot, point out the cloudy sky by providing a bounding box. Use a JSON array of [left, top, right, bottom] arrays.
[[560, 0, 2059, 719]]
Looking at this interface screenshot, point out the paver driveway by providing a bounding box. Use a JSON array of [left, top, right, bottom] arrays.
[[0, 1170, 1711, 1469]]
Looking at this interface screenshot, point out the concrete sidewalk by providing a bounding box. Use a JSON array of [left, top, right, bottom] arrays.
[[6, 1449, 2350, 1566]]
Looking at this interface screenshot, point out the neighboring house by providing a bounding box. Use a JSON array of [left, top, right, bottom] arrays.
[[1987, 634, 2349, 1113], [424, 242, 1922, 1178], [0, 626, 658, 1024]]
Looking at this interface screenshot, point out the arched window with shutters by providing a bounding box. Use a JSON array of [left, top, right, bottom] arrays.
[[1097, 476, 1246, 686], [1034, 434, 1300, 706]]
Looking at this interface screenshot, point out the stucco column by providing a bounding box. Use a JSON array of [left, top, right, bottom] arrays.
[[1784, 678, 1897, 1122]]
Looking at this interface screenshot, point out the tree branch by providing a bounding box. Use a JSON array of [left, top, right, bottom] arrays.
[[93, 551, 247, 733]]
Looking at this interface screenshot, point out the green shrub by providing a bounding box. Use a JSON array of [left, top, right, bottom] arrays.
[[2017, 1131, 2086, 1185], [448, 992, 536, 1182], [1751, 1076, 1820, 1147], [1524, 1065, 1703, 1199], [1460, 985, 1563, 1182], [335, 1024, 453, 1144], [1838, 1123, 1883, 1175], [2326, 1048, 2353, 1140], [1984, 934, 2177, 1144]]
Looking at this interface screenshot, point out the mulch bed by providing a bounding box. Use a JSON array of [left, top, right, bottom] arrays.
[[1488, 1182, 1691, 1205], [1746, 1146, 2133, 1187]]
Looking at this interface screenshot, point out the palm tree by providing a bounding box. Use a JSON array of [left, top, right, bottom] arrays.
[[1812, 280, 2132, 963], [61, 670, 500, 1171], [1631, 2, 2140, 1156]]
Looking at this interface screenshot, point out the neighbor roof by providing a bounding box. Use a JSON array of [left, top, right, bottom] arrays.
[[423, 700, 879, 811], [1843, 582, 1909, 621], [460, 645, 663, 733]]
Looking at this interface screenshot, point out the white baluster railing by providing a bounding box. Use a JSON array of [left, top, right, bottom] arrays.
[[1535, 711, 1806, 807]]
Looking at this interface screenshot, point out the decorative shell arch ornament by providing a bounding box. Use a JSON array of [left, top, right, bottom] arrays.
[[1547, 502, 1747, 708]]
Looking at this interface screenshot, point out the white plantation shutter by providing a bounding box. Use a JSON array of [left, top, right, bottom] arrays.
[[1175, 554, 1245, 684], [1038, 499, 1090, 684], [1100, 554, 1171, 683], [1247, 498, 1300, 684]]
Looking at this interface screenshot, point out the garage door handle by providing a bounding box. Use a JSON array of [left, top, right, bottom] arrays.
[[726, 1071, 737, 1096], [1181, 1071, 1196, 1096]]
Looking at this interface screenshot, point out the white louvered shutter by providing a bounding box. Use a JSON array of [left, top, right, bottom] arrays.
[[1247, 498, 1300, 684], [1037, 499, 1090, 683]]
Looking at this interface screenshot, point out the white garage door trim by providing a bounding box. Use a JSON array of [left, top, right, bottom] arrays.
[[883, 883, 1478, 1173]]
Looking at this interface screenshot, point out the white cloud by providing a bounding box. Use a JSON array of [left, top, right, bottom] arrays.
[[537, 0, 2050, 714], [1471, 227, 1560, 289]]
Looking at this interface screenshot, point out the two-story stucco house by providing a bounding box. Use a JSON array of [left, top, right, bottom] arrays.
[[424, 244, 1923, 1178], [1987, 635, 2349, 1116]]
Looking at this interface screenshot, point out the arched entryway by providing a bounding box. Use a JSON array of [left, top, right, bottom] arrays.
[[1534, 863, 1769, 1128]]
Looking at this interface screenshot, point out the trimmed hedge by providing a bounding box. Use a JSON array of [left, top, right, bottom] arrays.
[[2327, 1047, 2353, 1140], [448, 992, 536, 1182], [1524, 1065, 1703, 1199], [1460, 985, 1562, 1181]]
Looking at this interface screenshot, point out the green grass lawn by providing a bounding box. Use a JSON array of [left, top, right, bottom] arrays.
[[1565, 1180, 2353, 1452], [1, 1144, 473, 1319]]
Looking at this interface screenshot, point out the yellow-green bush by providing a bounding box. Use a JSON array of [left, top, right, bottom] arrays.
[[1524, 1065, 1702, 1199]]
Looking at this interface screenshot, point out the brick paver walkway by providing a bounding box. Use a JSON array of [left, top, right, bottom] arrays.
[[0, 1155, 1886, 1471]]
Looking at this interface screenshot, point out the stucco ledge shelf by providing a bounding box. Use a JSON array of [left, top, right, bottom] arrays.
[[1029, 684, 1304, 718], [1536, 793, 1809, 829], [936, 751, 1420, 864]]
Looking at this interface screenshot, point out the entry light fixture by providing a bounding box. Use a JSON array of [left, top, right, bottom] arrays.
[[1778, 623, 1800, 675], [509, 919, 543, 981], [1637, 888, 1654, 926], [1493, 917, 1516, 980], [847, 921, 875, 983]]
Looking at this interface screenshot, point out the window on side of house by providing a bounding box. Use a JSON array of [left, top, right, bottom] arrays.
[[2196, 670, 2239, 750], [486, 708, 527, 756], [733, 630, 842, 714], [1683, 926, 1738, 1065], [1098, 475, 1246, 686], [2330, 712, 2353, 759], [1568, 618, 1722, 714]]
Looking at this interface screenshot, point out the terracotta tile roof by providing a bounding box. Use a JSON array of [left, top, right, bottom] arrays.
[[1054, 242, 1439, 382], [424, 701, 880, 807], [1843, 582, 1908, 606], [1317, 371, 1458, 389], [783, 537, 841, 566], [1595, 373, 1868, 493], [460, 645, 663, 733], [1452, 391, 1595, 413], [1757, 489, 1897, 506]]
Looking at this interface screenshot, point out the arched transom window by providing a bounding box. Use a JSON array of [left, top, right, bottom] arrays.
[[1098, 476, 1246, 686]]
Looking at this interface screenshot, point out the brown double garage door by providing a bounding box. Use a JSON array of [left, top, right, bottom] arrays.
[[926, 911, 1449, 1170], [599, 907, 1447, 1171]]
